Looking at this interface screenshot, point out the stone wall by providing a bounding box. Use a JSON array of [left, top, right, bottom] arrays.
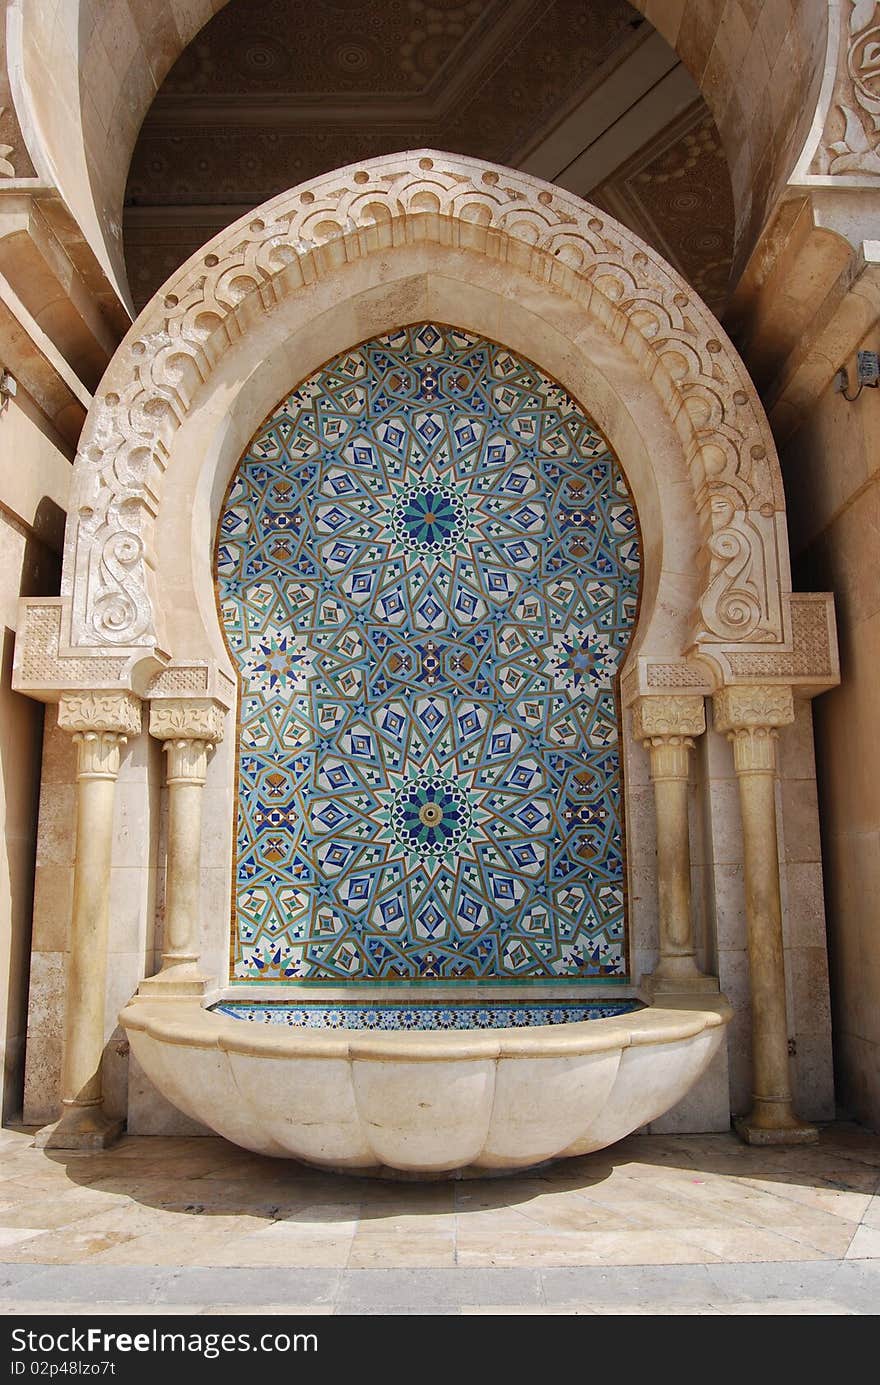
[[783, 323, 880, 1129]]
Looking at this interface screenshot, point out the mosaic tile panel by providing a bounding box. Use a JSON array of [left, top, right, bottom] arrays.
[[216, 324, 640, 983], [211, 1000, 641, 1030]]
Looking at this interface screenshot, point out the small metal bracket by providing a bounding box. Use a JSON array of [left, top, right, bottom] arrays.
[[836, 354, 880, 401]]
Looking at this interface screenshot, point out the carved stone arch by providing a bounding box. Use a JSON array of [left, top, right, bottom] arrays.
[[12, 151, 837, 707], [10, 2, 829, 305], [12, 151, 841, 1155]]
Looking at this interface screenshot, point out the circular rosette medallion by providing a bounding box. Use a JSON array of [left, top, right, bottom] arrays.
[[391, 482, 468, 555], [389, 774, 472, 858]]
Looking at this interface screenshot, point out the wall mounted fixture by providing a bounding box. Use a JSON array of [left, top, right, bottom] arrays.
[[835, 351, 880, 401]]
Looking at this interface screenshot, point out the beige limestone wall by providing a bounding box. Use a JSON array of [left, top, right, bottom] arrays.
[[0, 389, 68, 1120], [783, 326, 880, 1129]]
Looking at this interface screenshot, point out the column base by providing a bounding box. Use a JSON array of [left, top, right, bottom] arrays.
[[734, 1113, 818, 1146], [641, 970, 720, 999], [137, 960, 213, 998], [34, 1105, 124, 1151]]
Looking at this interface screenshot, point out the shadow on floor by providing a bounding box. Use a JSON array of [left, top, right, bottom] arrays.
[[17, 1121, 880, 1229]]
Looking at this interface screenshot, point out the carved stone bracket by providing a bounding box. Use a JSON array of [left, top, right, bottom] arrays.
[[622, 592, 839, 704], [11, 597, 167, 702]]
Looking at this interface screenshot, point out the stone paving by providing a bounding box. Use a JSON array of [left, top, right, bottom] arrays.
[[0, 1124, 877, 1315]]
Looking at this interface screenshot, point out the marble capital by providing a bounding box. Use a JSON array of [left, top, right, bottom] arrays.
[[149, 697, 227, 745], [631, 695, 706, 742], [713, 685, 794, 775], [712, 685, 795, 733], [57, 690, 143, 738], [162, 738, 212, 785]]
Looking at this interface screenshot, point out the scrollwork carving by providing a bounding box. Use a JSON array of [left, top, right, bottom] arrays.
[[828, 1, 880, 174], [62, 151, 788, 656]]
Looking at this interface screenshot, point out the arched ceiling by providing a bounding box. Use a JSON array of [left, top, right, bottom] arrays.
[[123, 0, 735, 316]]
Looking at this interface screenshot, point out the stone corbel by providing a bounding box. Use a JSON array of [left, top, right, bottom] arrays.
[[11, 597, 168, 701], [631, 695, 716, 996], [700, 594, 840, 699]]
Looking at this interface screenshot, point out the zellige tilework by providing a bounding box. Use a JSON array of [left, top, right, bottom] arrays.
[[211, 1000, 642, 1029], [216, 324, 640, 983]]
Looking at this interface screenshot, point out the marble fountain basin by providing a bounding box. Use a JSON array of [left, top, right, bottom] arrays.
[[120, 995, 731, 1176]]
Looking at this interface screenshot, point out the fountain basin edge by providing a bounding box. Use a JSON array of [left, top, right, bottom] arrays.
[[120, 995, 731, 1176]]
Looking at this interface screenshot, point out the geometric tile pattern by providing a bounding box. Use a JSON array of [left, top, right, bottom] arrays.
[[216, 324, 640, 984], [212, 1000, 641, 1030]]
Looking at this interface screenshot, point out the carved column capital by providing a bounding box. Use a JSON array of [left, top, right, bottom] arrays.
[[712, 684, 795, 732], [56, 692, 142, 781], [631, 695, 706, 741], [632, 696, 705, 779], [57, 690, 143, 737], [713, 685, 795, 775], [149, 697, 227, 746], [161, 738, 211, 786]]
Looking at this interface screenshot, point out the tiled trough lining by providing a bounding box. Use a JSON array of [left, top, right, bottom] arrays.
[[211, 999, 642, 1029]]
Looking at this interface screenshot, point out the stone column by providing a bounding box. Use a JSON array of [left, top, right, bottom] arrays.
[[632, 695, 714, 994], [140, 699, 225, 996], [36, 691, 142, 1150], [713, 685, 816, 1145]]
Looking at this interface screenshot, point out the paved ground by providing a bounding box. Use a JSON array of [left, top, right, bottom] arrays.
[[0, 1123, 877, 1314]]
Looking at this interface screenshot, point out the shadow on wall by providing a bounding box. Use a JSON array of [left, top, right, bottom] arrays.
[[0, 496, 64, 1121]]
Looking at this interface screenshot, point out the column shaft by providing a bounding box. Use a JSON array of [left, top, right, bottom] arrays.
[[737, 762, 794, 1116], [37, 688, 142, 1151], [714, 685, 816, 1145], [60, 736, 121, 1111], [163, 746, 207, 965], [632, 696, 710, 992], [652, 755, 697, 973], [142, 697, 226, 997]]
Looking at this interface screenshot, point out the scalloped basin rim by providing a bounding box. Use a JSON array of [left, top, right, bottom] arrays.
[[121, 995, 732, 1174], [121, 995, 732, 1061]]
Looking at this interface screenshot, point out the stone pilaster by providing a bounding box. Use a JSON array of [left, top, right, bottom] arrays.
[[139, 698, 226, 997], [713, 685, 817, 1144], [632, 695, 715, 996], [36, 691, 142, 1150]]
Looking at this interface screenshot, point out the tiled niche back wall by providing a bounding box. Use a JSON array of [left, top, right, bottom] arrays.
[[216, 325, 640, 984]]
